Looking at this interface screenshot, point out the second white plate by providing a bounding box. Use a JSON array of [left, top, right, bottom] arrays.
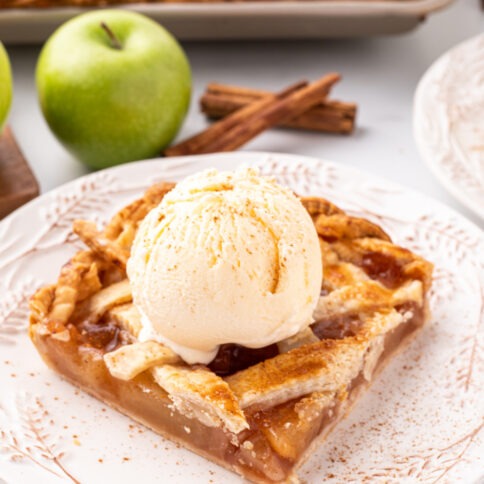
[[414, 33, 484, 221]]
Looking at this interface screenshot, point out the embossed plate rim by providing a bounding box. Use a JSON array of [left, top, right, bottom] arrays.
[[413, 33, 484, 221]]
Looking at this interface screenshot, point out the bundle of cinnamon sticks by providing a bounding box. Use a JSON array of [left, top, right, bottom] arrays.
[[165, 73, 356, 157]]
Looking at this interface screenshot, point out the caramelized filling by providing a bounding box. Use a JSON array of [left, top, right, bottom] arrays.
[[396, 301, 423, 326], [360, 251, 406, 288], [73, 320, 121, 352], [311, 314, 361, 340], [208, 343, 279, 376], [243, 396, 334, 465]]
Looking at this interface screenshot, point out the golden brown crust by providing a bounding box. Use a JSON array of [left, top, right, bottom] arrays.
[[71, 279, 132, 325], [104, 340, 181, 380], [33, 182, 176, 333], [29, 179, 434, 483], [44, 251, 105, 331], [314, 214, 390, 241], [30, 182, 433, 393], [103, 182, 175, 244], [73, 220, 130, 270], [314, 279, 423, 321], [152, 365, 249, 434], [29, 284, 55, 329], [300, 196, 344, 217], [225, 308, 406, 410], [226, 338, 365, 409]]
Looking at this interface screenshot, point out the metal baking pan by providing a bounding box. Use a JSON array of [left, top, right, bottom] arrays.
[[0, 0, 454, 43]]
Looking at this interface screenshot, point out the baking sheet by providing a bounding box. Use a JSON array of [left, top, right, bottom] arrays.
[[0, 0, 453, 43]]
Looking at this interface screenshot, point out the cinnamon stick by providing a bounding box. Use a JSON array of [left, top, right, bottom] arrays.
[[201, 83, 356, 134], [164, 80, 308, 157], [165, 73, 341, 157]]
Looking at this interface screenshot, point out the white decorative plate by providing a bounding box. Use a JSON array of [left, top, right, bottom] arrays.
[[414, 33, 484, 221], [0, 152, 482, 484]]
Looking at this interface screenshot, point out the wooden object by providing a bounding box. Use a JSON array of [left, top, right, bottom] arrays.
[[0, 125, 39, 219], [201, 83, 357, 134]]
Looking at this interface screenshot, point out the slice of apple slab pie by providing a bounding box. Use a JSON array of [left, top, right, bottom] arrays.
[[30, 177, 433, 483]]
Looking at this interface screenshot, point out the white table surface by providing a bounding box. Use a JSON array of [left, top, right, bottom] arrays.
[[6, 0, 484, 229]]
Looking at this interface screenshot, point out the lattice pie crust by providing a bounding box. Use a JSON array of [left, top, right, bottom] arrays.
[[30, 181, 433, 483]]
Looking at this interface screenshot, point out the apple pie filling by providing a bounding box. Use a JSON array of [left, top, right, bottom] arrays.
[[32, 296, 426, 484]]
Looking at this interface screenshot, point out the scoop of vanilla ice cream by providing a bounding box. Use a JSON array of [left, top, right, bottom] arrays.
[[127, 167, 322, 364]]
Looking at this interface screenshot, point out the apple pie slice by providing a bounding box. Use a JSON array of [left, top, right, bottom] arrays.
[[29, 180, 433, 483]]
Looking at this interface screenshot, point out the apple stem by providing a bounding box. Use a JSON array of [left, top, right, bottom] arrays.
[[100, 22, 122, 50]]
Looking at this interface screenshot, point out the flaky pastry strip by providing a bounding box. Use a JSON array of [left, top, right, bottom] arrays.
[[227, 338, 367, 410], [313, 279, 423, 322], [331, 237, 434, 290], [73, 220, 130, 270], [142, 182, 176, 205], [103, 199, 146, 242], [357, 307, 412, 339], [226, 309, 405, 410], [103, 182, 175, 240], [104, 341, 181, 380], [74, 279, 132, 324], [47, 252, 99, 326], [299, 196, 344, 217], [29, 285, 56, 326], [47, 268, 82, 325], [151, 365, 249, 434], [277, 326, 319, 353], [109, 303, 142, 338], [314, 214, 391, 242], [76, 261, 103, 301], [112, 224, 137, 252], [322, 261, 370, 291]]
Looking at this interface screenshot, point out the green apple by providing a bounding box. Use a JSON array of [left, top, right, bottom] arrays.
[[0, 42, 13, 132], [36, 10, 191, 169]]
